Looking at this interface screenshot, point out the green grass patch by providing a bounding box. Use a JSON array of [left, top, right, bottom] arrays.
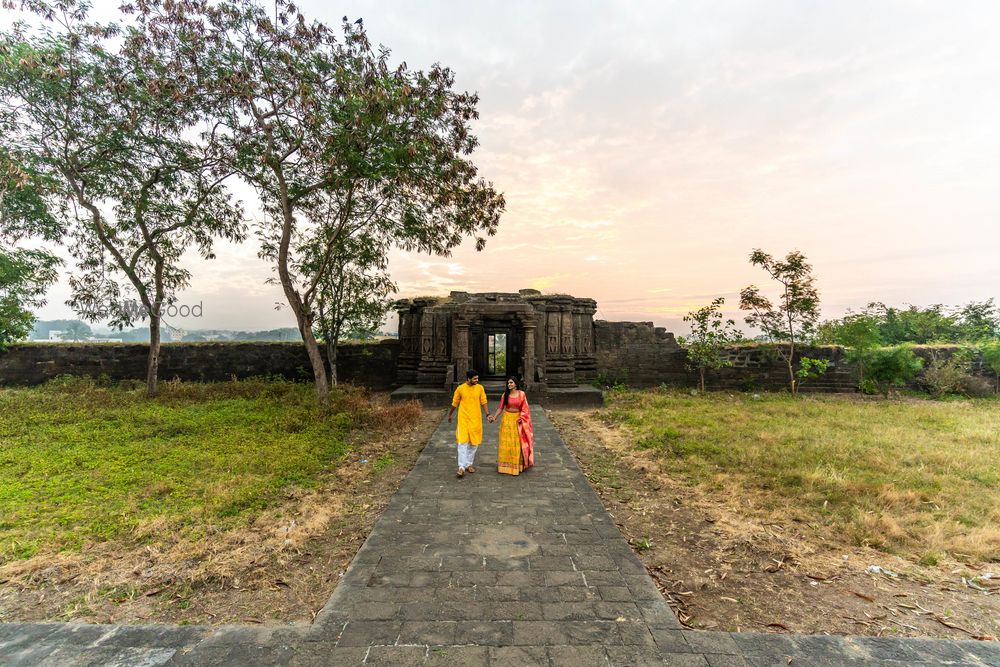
[[372, 453, 395, 472], [600, 389, 1000, 562], [0, 377, 365, 564]]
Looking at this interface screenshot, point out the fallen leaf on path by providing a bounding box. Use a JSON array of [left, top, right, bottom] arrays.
[[933, 616, 975, 636]]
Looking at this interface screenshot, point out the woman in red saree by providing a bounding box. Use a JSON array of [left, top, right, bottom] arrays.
[[489, 377, 534, 475]]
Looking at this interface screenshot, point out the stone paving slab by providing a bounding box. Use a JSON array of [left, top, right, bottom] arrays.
[[2, 409, 1000, 665]]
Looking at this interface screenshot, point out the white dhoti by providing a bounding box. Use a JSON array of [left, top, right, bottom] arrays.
[[457, 442, 479, 469]]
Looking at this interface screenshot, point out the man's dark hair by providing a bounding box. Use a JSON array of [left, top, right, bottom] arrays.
[[466, 369, 478, 379]]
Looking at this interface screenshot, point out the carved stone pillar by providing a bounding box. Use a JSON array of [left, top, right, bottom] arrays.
[[522, 317, 536, 389], [573, 298, 598, 383], [419, 312, 434, 360], [417, 311, 447, 387], [453, 316, 470, 383]]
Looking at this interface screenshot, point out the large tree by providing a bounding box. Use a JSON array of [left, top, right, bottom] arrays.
[[0, 0, 245, 395], [131, 0, 505, 404], [740, 249, 821, 394]]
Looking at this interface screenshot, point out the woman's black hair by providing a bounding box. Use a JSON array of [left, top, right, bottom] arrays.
[[500, 376, 521, 410]]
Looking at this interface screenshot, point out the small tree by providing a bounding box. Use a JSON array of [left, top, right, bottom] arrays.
[[957, 299, 999, 341], [981, 340, 1000, 394], [311, 233, 395, 386], [818, 311, 882, 392], [868, 346, 923, 397], [740, 249, 821, 394], [679, 297, 740, 392]]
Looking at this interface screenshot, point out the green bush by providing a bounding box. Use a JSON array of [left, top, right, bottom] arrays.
[[868, 346, 923, 396], [982, 339, 1000, 394], [795, 356, 830, 389], [594, 370, 628, 389]]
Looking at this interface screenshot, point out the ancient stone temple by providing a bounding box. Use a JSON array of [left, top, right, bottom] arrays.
[[390, 289, 603, 405]]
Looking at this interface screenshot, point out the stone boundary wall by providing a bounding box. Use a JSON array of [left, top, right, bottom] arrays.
[[2, 328, 995, 395], [0, 340, 400, 390], [595, 320, 994, 392]]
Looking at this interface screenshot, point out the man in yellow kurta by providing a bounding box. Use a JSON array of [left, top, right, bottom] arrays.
[[447, 370, 489, 478]]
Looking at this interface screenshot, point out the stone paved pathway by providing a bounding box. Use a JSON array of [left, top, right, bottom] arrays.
[[2, 409, 999, 665]]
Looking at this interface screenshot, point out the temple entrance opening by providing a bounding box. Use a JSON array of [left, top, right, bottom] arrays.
[[484, 331, 506, 377]]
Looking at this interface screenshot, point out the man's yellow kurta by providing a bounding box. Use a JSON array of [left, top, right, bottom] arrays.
[[452, 382, 487, 445]]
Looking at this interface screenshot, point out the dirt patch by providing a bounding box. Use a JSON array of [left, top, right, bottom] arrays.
[[550, 408, 1000, 640], [0, 409, 443, 625]]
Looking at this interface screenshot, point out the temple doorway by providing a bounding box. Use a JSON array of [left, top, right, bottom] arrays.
[[486, 332, 507, 377], [472, 322, 522, 381]]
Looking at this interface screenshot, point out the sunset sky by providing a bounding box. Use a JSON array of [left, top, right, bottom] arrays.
[[20, 0, 1000, 335]]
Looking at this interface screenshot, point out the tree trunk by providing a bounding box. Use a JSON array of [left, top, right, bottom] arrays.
[[786, 352, 797, 395], [147, 311, 160, 397], [699, 368, 705, 393], [325, 337, 335, 385], [300, 323, 330, 405], [329, 342, 338, 387], [279, 266, 329, 406], [274, 188, 329, 406]]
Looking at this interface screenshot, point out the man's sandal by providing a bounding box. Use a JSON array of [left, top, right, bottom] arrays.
[[456, 468, 465, 478], [466, 465, 476, 474]]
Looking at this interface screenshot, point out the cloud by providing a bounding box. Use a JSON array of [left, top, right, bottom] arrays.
[[24, 0, 1000, 332]]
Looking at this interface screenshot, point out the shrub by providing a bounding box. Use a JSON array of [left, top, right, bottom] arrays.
[[982, 339, 1000, 394], [867, 346, 923, 396], [960, 375, 994, 398], [921, 348, 974, 398], [594, 370, 628, 389], [795, 356, 830, 390]]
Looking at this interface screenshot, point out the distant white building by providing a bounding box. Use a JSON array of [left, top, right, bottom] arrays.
[[41, 331, 124, 343]]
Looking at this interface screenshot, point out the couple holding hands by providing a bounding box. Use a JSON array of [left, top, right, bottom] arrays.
[[447, 370, 534, 478]]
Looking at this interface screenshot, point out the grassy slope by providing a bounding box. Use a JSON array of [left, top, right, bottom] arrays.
[[601, 389, 1000, 563]]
